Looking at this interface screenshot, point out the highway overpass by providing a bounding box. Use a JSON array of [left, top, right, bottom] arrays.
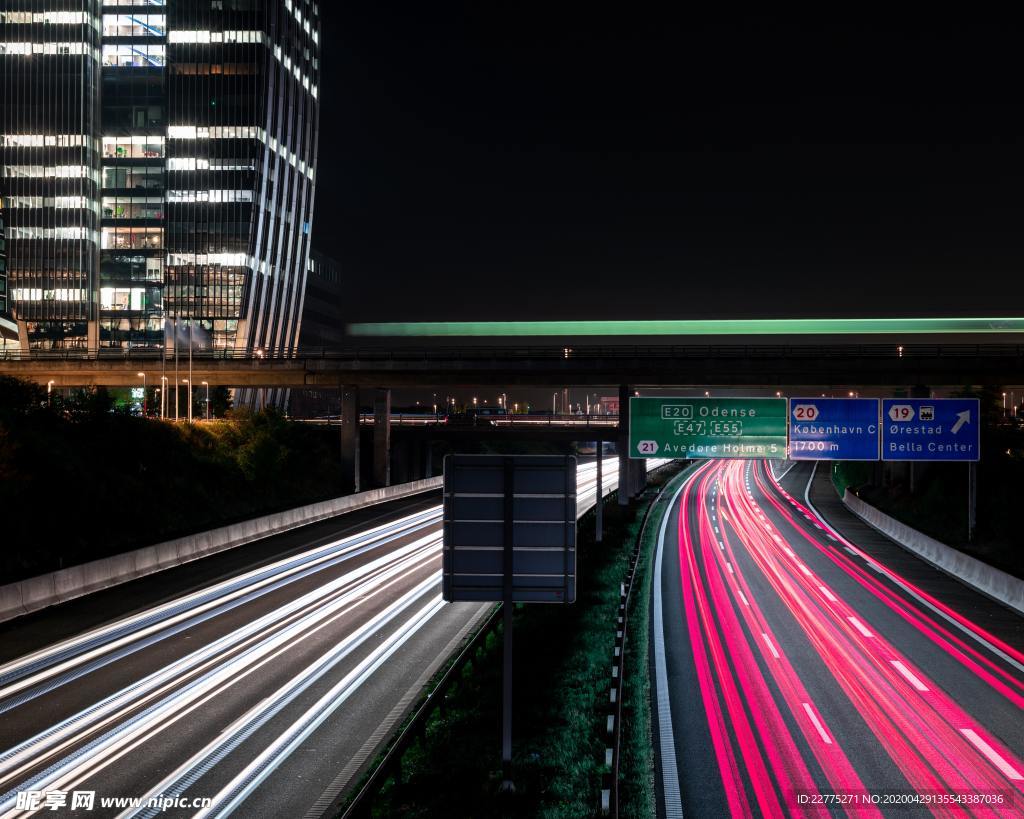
[[1, 343, 1023, 388]]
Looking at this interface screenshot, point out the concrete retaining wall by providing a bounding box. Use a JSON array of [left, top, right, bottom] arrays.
[[842, 489, 1024, 616], [0, 477, 443, 624]]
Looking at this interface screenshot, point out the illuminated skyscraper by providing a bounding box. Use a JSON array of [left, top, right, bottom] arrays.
[[0, 196, 16, 348], [0, 1, 320, 355]]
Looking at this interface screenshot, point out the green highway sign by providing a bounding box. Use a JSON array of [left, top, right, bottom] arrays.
[[629, 397, 788, 459]]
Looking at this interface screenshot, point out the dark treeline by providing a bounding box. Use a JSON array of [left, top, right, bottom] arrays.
[[0, 377, 346, 585]]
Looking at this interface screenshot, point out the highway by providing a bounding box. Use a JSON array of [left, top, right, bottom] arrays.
[[0, 456, 665, 818], [654, 459, 1024, 818]]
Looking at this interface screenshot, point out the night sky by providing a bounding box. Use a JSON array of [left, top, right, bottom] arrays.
[[313, 10, 1024, 324]]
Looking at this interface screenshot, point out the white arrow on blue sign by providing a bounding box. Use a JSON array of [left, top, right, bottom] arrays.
[[881, 398, 980, 462]]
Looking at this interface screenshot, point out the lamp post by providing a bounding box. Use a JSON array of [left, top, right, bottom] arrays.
[[202, 380, 209, 420], [183, 378, 191, 423], [160, 375, 168, 418], [47, 380, 55, 406], [138, 372, 147, 416]]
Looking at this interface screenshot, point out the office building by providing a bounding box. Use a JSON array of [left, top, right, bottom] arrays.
[[0, 0, 321, 356]]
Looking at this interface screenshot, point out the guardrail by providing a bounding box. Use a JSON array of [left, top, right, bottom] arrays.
[[600, 460, 683, 816], [842, 489, 1024, 615], [0, 476, 443, 624], [339, 604, 503, 818], [3, 342, 1024, 362], [350, 413, 619, 427]]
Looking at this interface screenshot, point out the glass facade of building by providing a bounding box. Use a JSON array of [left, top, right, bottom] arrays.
[[0, 0, 320, 356], [1, 196, 17, 346]]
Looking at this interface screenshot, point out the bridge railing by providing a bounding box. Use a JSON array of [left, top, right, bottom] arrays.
[[296, 413, 621, 427], [2, 343, 1024, 362]]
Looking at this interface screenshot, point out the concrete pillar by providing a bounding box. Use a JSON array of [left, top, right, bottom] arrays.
[[340, 385, 360, 494], [631, 457, 647, 497], [618, 384, 631, 506], [373, 388, 391, 487]]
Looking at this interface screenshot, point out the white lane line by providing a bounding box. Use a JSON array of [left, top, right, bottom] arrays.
[[799, 462, 1024, 676], [959, 728, 1024, 781], [818, 586, 838, 603], [726, 563, 735, 575], [0, 541, 439, 782], [890, 660, 929, 692], [195, 597, 448, 819], [762, 633, 780, 659], [783, 547, 796, 558], [797, 563, 813, 577], [653, 472, 689, 819], [802, 702, 833, 745], [737, 590, 750, 607], [847, 616, 873, 638]]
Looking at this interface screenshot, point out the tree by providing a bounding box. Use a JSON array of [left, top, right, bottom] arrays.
[[211, 386, 232, 418]]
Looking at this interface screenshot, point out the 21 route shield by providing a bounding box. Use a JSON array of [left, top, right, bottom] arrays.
[[629, 397, 787, 459], [789, 398, 880, 461]]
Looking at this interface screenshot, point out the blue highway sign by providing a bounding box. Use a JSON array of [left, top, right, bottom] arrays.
[[789, 398, 880, 460], [881, 398, 980, 462]]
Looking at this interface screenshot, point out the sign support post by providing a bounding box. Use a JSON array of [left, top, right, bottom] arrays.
[[968, 461, 977, 542], [500, 457, 515, 793], [595, 443, 603, 543]]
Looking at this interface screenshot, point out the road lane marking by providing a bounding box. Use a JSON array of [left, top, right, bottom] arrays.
[[797, 563, 813, 577], [737, 590, 749, 607], [959, 729, 1023, 780], [818, 586, 838, 603], [653, 471, 689, 819], [847, 616, 873, 638], [890, 660, 929, 692], [797, 462, 1024, 676], [762, 633, 780, 659], [802, 703, 833, 745]]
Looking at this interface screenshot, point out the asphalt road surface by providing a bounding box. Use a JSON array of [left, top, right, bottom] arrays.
[[0, 456, 667, 818], [653, 459, 1024, 818]]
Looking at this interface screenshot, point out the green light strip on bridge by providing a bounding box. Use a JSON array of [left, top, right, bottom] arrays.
[[348, 318, 1024, 337]]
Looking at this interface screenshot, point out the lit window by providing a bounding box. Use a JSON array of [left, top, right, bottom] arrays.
[[101, 15, 165, 37], [102, 44, 165, 67]]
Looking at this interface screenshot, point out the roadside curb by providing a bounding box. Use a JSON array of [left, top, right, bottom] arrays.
[[0, 477, 443, 624], [841, 487, 1024, 616], [600, 460, 693, 817]]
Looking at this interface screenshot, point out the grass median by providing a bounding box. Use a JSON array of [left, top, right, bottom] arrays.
[[350, 462, 684, 818]]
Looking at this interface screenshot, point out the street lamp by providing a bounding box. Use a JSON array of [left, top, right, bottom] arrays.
[[160, 375, 168, 418], [1003, 392, 1007, 417], [138, 372, 147, 416], [47, 380, 55, 406], [201, 380, 209, 420], [182, 378, 192, 423]]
